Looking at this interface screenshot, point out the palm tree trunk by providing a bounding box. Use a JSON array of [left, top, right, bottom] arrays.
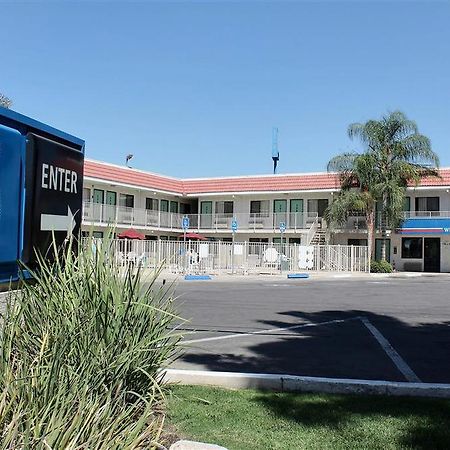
[[380, 237, 386, 261], [366, 210, 375, 270], [380, 193, 388, 261]]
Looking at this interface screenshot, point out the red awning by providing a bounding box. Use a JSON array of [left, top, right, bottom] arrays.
[[181, 232, 207, 241], [117, 229, 145, 240]]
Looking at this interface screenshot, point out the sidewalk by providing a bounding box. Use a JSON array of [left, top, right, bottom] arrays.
[[142, 269, 450, 283]]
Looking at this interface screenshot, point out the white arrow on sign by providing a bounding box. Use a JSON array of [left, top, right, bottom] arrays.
[[40, 206, 76, 236]]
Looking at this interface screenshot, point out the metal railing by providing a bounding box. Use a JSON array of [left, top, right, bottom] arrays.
[[306, 216, 319, 245], [82, 202, 317, 231], [85, 238, 369, 274], [336, 210, 450, 232], [403, 210, 450, 218]]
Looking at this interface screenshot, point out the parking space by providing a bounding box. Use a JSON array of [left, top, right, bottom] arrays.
[[172, 277, 450, 383]]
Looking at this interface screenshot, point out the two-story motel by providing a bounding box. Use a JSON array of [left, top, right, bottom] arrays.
[[82, 159, 450, 273]]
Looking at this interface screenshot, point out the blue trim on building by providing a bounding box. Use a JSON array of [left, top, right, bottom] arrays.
[[400, 217, 450, 235]]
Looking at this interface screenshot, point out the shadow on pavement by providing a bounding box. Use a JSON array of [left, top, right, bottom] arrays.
[[179, 310, 450, 383]]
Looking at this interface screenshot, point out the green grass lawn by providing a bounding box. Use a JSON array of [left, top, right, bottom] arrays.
[[167, 385, 450, 450]]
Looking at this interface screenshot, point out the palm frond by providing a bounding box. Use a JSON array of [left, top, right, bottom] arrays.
[[327, 153, 359, 173], [395, 134, 439, 167]]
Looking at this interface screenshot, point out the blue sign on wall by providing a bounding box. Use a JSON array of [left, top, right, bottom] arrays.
[[279, 221, 286, 233], [0, 107, 85, 283], [231, 219, 238, 232], [399, 217, 450, 235], [182, 216, 190, 230]]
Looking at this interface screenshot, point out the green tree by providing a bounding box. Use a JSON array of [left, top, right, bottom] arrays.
[[327, 111, 439, 262], [0, 93, 12, 108]]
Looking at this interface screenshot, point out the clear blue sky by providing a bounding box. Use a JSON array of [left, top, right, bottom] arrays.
[[1, 1, 449, 177]]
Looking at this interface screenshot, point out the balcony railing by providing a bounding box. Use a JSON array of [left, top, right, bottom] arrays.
[[403, 211, 450, 218], [338, 210, 450, 232], [82, 202, 317, 232]]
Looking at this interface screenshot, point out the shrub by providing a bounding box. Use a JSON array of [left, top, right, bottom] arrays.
[[370, 259, 393, 273], [0, 231, 183, 449]]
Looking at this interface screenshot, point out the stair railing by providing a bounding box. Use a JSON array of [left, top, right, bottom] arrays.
[[306, 216, 319, 245]]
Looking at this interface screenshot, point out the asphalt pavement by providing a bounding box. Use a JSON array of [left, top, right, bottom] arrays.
[[2, 274, 449, 383], [171, 276, 450, 383]]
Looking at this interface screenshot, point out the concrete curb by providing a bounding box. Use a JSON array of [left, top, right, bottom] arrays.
[[163, 368, 450, 398], [170, 440, 228, 450]]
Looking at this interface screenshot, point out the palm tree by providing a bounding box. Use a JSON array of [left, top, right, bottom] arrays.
[[0, 92, 12, 109], [326, 152, 379, 263], [327, 111, 440, 262]]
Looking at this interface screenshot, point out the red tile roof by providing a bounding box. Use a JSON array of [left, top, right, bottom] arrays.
[[182, 173, 340, 193], [415, 169, 450, 187], [84, 160, 183, 193], [83, 160, 450, 195]]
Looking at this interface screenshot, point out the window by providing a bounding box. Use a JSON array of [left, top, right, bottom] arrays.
[[348, 239, 368, 246], [248, 237, 268, 254], [250, 200, 269, 217], [215, 201, 234, 215], [146, 198, 158, 210], [83, 188, 91, 202], [415, 197, 439, 213], [92, 231, 104, 239], [170, 201, 178, 213], [119, 194, 134, 208], [402, 238, 423, 259], [404, 197, 411, 212], [307, 199, 329, 217]]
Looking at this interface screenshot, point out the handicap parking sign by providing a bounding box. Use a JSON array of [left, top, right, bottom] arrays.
[[279, 221, 286, 233], [182, 216, 190, 230], [231, 219, 238, 232]]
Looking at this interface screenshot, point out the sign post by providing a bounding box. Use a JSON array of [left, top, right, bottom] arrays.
[[231, 218, 238, 274], [182, 216, 190, 273], [279, 221, 286, 274]]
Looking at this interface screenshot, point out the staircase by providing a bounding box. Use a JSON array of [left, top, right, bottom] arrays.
[[310, 229, 327, 245]]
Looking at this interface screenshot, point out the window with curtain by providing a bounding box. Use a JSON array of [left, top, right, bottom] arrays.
[[119, 194, 134, 208], [145, 198, 158, 210], [415, 197, 439, 213], [250, 200, 269, 217], [215, 201, 234, 215]]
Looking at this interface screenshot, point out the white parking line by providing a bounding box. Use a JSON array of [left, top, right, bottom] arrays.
[[361, 317, 421, 383], [182, 317, 360, 345]]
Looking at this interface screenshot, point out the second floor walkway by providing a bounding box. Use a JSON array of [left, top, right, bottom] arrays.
[[82, 201, 318, 232]]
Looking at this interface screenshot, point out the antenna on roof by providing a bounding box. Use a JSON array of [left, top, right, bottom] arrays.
[[272, 127, 279, 174], [125, 154, 134, 168]]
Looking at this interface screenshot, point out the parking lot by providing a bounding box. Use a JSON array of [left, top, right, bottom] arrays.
[[172, 276, 450, 383]]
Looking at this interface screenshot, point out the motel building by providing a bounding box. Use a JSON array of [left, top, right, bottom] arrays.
[[81, 159, 450, 273]]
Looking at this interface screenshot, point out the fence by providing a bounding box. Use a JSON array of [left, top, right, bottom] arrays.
[[87, 239, 369, 274]]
